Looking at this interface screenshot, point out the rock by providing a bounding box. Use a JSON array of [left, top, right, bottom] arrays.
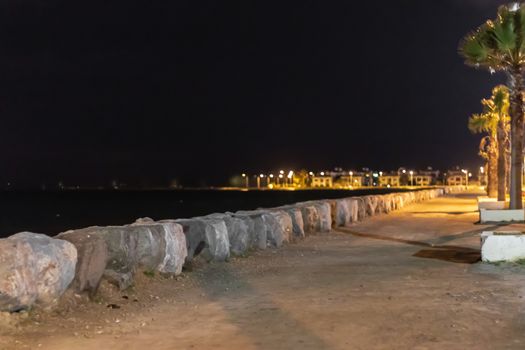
[[312, 202, 332, 232], [325, 200, 338, 228], [144, 222, 187, 275], [206, 213, 251, 256], [0, 232, 77, 312], [262, 211, 292, 247], [234, 211, 268, 250], [61, 222, 187, 290], [382, 195, 394, 213], [58, 230, 108, 297], [351, 197, 367, 220], [174, 218, 230, 262], [374, 195, 386, 214], [134, 217, 155, 224], [362, 196, 378, 216], [335, 199, 350, 227], [279, 207, 305, 240], [299, 205, 319, 234]]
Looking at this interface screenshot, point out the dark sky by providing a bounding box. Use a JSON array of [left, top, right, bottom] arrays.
[[0, 0, 511, 187]]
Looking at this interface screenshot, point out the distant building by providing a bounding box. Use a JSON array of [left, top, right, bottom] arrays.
[[414, 175, 432, 186], [379, 174, 400, 187], [311, 176, 333, 188], [446, 170, 467, 186], [337, 174, 363, 188]]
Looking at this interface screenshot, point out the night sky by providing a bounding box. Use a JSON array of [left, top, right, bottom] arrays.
[[0, 0, 512, 188]]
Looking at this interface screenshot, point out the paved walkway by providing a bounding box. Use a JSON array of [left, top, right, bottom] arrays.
[[3, 193, 525, 350]]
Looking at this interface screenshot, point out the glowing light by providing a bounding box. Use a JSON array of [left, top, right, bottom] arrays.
[[320, 172, 325, 176], [402, 170, 406, 174], [349, 171, 353, 176], [409, 171, 414, 175], [279, 174, 284, 178], [309, 171, 314, 176], [242, 173, 246, 177], [480, 166, 484, 174], [269, 174, 274, 178], [279, 170, 284, 174], [260, 174, 264, 178]]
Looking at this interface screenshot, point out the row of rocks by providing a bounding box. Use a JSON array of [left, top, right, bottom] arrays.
[[0, 188, 445, 312]]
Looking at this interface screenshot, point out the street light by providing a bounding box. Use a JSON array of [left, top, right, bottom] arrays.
[[409, 170, 414, 186], [242, 173, 248, 188], [257, 174, 264, 189]]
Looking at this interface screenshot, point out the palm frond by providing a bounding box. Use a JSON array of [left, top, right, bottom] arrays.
[[459, 32, 490, 66], [468, 113, 491, 134], [493, 12, 517, 52]]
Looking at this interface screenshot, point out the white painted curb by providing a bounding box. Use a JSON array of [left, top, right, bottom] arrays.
[[479, 208, 524, 223], [481, 231, 525, 262]]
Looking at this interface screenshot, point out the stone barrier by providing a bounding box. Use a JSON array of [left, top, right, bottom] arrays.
[[0, 232, 77, 312], [0, 187, 447, 312]]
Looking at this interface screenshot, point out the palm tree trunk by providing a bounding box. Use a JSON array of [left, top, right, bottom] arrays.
[[488, 147, 498, 198], [497, 122, 506, 201], [508, 68, 524, 210]]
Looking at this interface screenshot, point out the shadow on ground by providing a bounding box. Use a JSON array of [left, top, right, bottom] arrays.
[[336, 228, 482, 264]]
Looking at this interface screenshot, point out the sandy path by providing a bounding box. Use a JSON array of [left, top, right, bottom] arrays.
[[2, 194, 525, 350]]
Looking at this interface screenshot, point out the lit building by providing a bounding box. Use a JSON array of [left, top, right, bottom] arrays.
[[337, 175, 363, 188], [311, 176, 333, 188], [414, 175, 432, 186], [446, 170, 467, 186], [379, 174, 400, 187]]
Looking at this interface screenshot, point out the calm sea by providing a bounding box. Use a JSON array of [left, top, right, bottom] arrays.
[[0, 188, 412, 238]]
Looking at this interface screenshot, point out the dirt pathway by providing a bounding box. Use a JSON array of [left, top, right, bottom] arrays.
[[2, 194, 525, 350]]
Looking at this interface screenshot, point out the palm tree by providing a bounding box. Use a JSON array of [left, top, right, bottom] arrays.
[[460, 3, 525, 209], [468, 85, 510, 201]]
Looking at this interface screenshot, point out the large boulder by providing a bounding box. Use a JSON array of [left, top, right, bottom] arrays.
[[174, 218, 230, 263], [58, 230, 108, 296], [374, 195, 386, 214], [312, 202, 332, 232], [324, 200, 338, 228], [362, 196, 378, 216], [262, 210, 293, 247], [139, 222, 187, 275], [0, 232, 77, 312], [206, 213, 251, 256], [335, 199, 350, 227], [279, 207, 305, 240], [350, 197, 367, 221], [234, 211, 268, 249], [61, 222, 187, 291], [299, 205, 319, 234]]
